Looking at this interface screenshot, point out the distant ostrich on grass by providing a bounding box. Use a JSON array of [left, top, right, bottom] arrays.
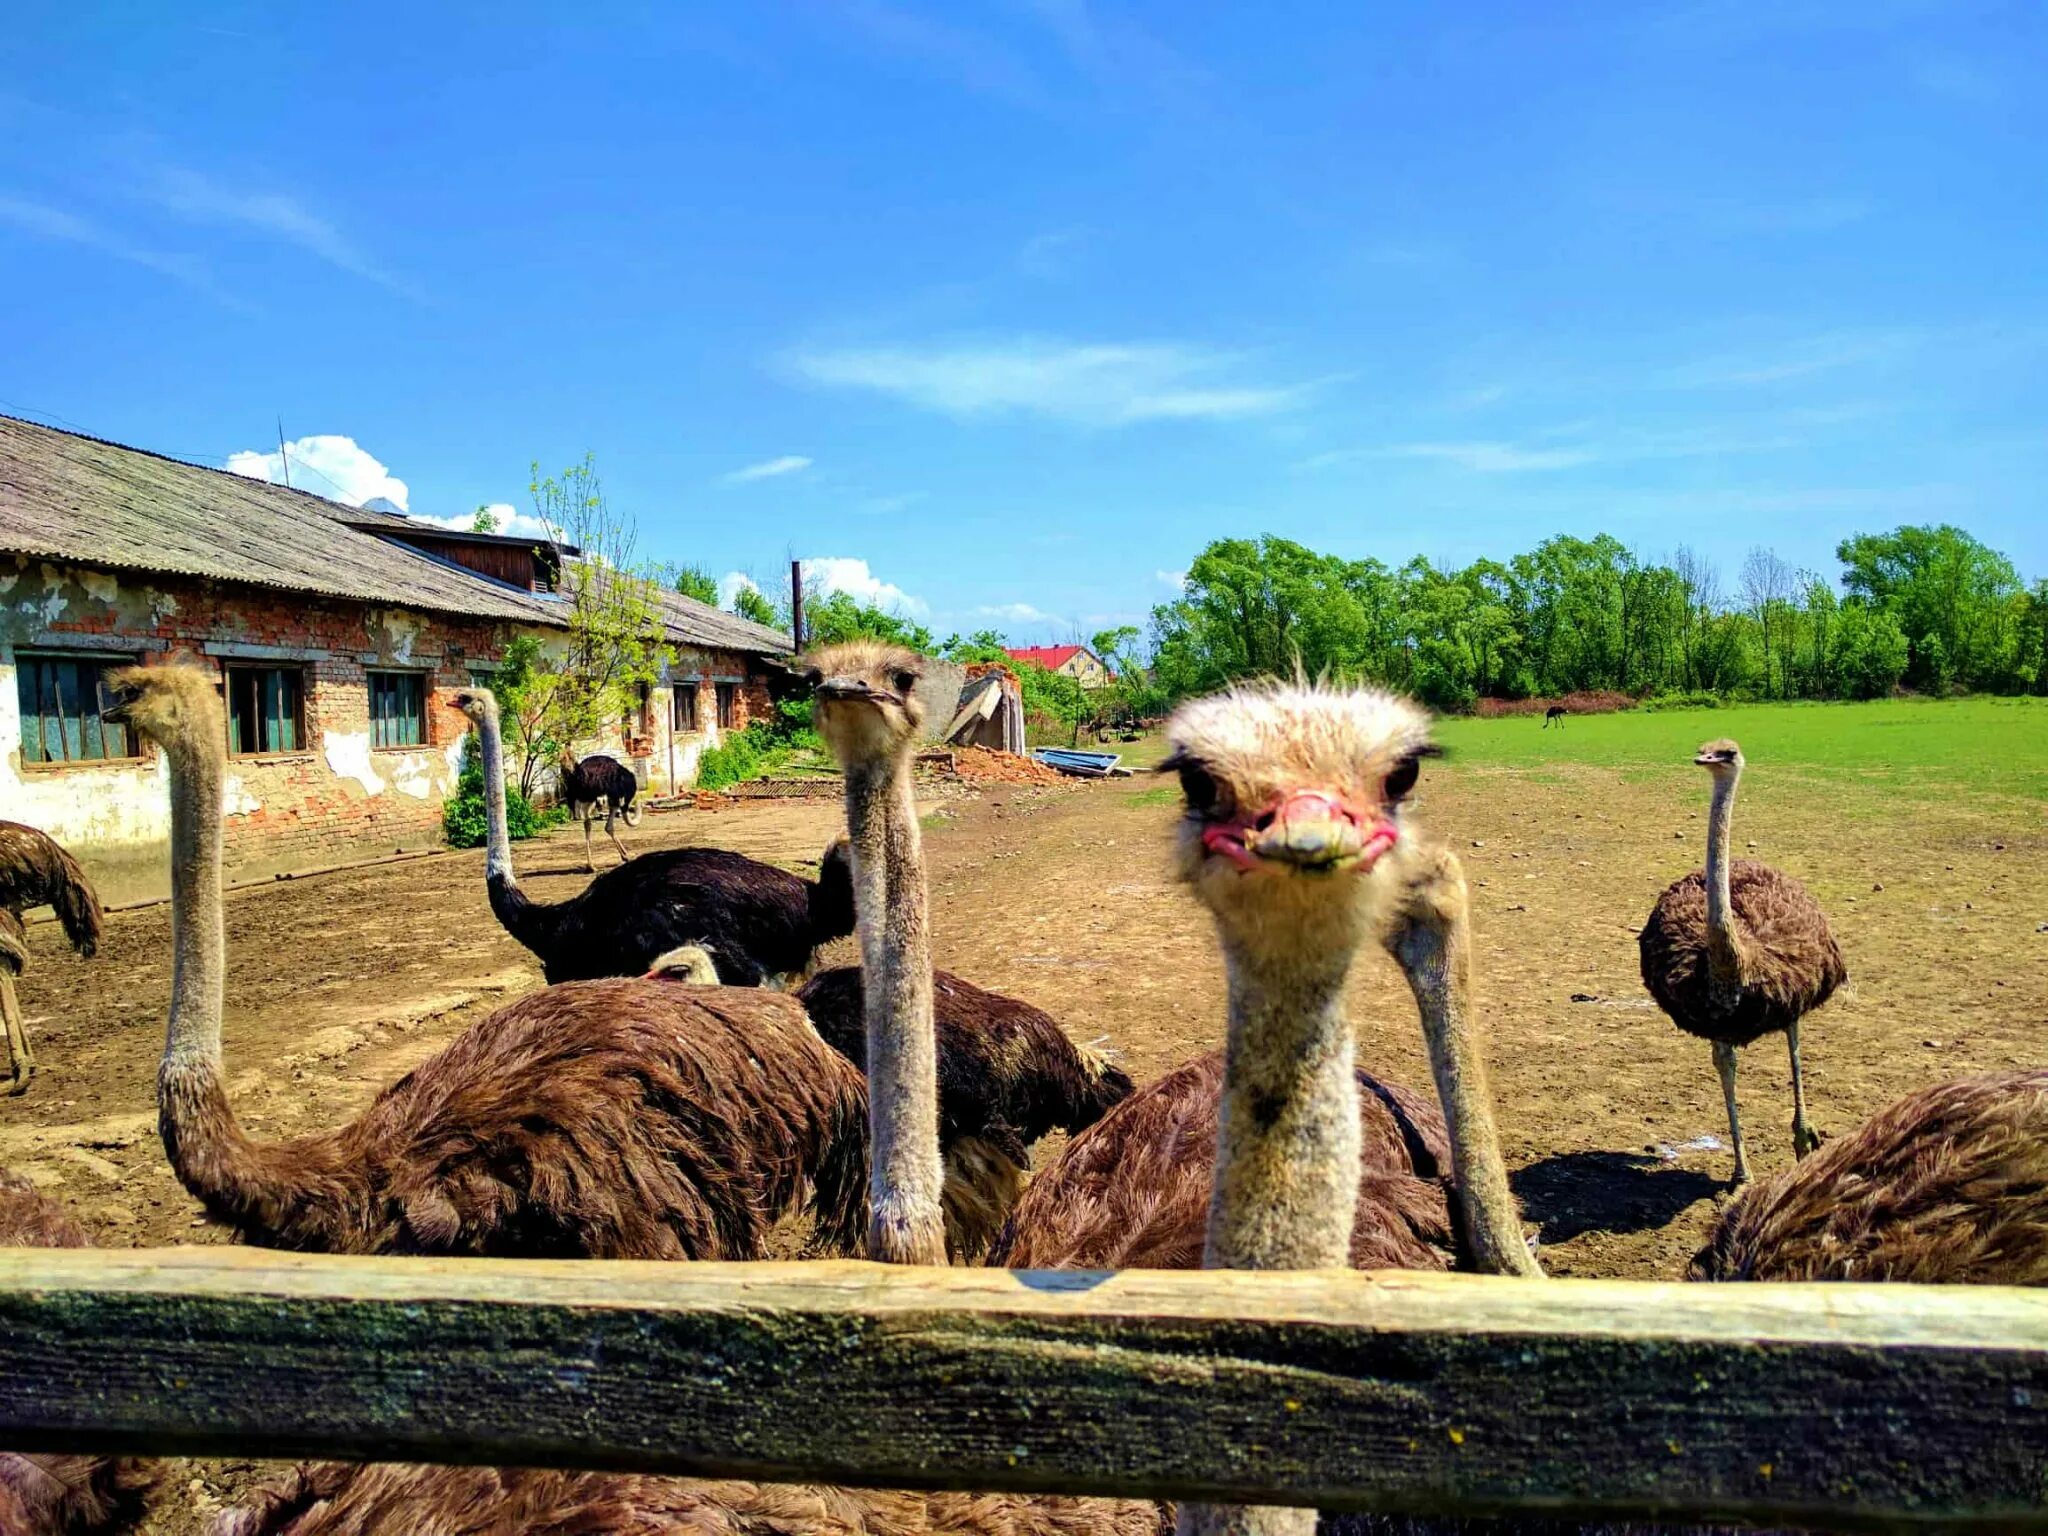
[[0, 1170, 154, 1535], [458, 690, 854, 986], [1543, 704, 1566, 728], [1639, 740, 1845, 1185], [989, 681, 1537, 1536], [556, 746, 642, 871], [651, 945, 1134, 1258], [0, 820, 104, 1094], [106, 659, 869, 1259]]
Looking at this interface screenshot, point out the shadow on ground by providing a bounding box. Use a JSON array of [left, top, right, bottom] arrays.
[[1512, 1150, 1722, 1243]]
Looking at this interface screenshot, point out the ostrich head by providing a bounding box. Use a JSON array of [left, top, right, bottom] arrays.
[[1163, 681, 1437, 958], [103, 656, 224, 758], [1695, 738, 1744, 775], [448, 689, 498, 727], [802, 642, 925, 767], [644, 945, 721, 985]]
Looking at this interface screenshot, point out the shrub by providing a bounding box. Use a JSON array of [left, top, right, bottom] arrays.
[[1640, 690, 1721, 712], [1471, 690, 1635, 718], [443, 734, 563, 848]]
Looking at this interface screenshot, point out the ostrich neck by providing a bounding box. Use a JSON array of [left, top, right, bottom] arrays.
[[844, 752, 944, 1266], [1182, 941, 1360, 1536], [157, 723, 264, 1219], [1397, 900, 1542, 1278], [1207, 940, 1361, 1271], [1703, 769, 1744, 986], [475, 704, 517, 886]]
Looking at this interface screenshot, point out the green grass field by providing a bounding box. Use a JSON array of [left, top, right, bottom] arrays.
[[1433, 696, 2048, 810]]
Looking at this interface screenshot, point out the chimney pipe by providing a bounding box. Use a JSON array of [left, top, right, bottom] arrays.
[[790, 559, 805, 650]]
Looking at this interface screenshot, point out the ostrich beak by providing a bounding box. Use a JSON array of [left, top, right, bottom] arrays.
[[1208, 788, 1395, 874], [814, 675, 889, 705]]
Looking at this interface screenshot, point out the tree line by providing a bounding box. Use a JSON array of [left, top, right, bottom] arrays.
[[1143, 524, 2048, 711]]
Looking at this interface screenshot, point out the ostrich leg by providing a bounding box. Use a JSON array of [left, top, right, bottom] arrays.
[[604, 802, 628, 865], [1713, 1041, 1749, 1186], [581, 807, 598, 874], [2, 970, 34, 1094], [1787, 1022, 1816, 1158]]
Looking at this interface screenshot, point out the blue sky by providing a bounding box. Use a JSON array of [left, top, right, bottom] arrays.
[[4, 3, 2044, 643]]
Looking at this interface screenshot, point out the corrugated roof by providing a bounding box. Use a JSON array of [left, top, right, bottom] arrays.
[[590, 569, 794, 658], [0, 415, 560, 626], [1006, 644, 1090, 671]]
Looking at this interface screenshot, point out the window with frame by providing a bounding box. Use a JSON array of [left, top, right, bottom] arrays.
[[367, 671, 426, 748], [672, 681, 700, 733], [14, 653, 138, 764], [715, 682, 738, 730], [225, 665, 306, 756]]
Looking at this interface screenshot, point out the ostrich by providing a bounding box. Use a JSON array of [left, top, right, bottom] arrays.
[[0, 820, 104, 1094], [1543, 705, 1566, 728], [0, 1170, 155, 1534], [105, 659, 870, 1260], [802, 639, 948, 1265], [982, 681, 1537, 1536], [217, 1462, 1168, 1536], [1639, 740, 1845, 1185], [650, 946, 1135, 1259], [458, 689, 854, 986], [557, 746, 642, 871], [1691, 1065, 2048, 1284]]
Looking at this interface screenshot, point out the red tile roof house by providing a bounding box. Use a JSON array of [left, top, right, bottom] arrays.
[[0, 415, 790, 898], [1002, 644, 1114, 689]]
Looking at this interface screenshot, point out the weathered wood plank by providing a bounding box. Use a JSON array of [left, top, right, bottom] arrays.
[[2, 1249, 2046, 1530]]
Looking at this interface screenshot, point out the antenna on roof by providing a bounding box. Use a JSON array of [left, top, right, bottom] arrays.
[[276, 418, 291, 489]]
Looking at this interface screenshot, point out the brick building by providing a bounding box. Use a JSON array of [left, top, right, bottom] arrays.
[[1, 415, 790, 896]]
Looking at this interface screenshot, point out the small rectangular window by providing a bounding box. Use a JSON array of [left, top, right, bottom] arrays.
[[15, 654, 138, 764], [225, 665, 306, 755], [673, 683, 699, 732], [368, 671, 426, 748], [715, 682, 738, 730]]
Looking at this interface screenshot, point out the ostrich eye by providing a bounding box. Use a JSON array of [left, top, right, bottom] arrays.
[[1383, 754, 1421, 803], [1177, 763, 1233, 819], [892, 670, 916, 695]]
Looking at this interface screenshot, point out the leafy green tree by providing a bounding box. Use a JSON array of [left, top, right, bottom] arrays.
[[801, 589, 934, 652], [673, 565, 719, 604], [1837, 525, 2028, 692], [471, 504, 499, 534], [1826, 602, 1911, 699], [733, 584, 783, 628], [493, 455, 674, 797]]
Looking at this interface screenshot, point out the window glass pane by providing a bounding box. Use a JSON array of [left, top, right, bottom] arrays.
[[15, 656, 138, 764], [367, 671, 424, 747]]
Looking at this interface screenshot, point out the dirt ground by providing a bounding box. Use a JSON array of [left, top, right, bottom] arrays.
[[5, 754, 2044, 1531]]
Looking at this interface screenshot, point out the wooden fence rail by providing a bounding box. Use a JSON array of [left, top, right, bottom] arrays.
[[3, 1249, 2047, 1531]]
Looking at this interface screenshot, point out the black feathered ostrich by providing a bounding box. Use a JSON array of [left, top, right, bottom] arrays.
[[1, 820, 104, 1095], [556, 746, 642, 871], [455, 690, 854, 986]]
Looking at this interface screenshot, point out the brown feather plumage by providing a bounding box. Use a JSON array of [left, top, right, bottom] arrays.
[[991, 1051, 1456, 1272], [164, 980, 870, 1259], [1691, 1066, 2048, 1283], [1, 1169, 156, 1535], [214, 1462, 1170, 1536], [0, 820, 104, 967], [1639, 861, 1844, 1047]]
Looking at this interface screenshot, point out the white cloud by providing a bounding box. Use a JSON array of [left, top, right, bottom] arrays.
[[1155, 569, 1189, 591], [801, 556, 928, 616], [976, 601, 1052, 623], [1380, 441, 1598, 473], [790, 337, 1309, 426], [412, 504, 561, 541], [225, 434, 411, 508], [718, 571, 762, 607], [722, 454, 813, 485], [142, 165, 410, 293]]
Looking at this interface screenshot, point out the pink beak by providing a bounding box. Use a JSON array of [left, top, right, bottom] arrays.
[[1203, 788, 1395, 873]]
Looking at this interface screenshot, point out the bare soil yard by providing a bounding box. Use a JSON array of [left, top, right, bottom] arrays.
[[5, 749, 2044, 1531]]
